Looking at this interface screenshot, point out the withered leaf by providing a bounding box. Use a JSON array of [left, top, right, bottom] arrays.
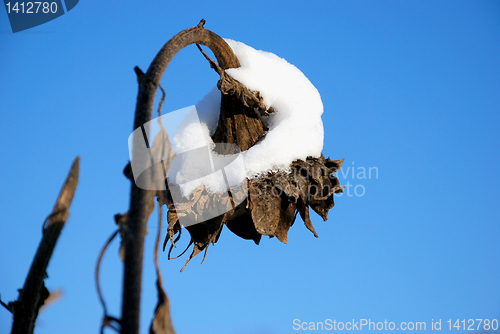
[[162, 155, 343, 269], [150, 276, 175, 334]]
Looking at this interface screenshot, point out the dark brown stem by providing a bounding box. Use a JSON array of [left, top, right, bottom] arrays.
[[10, 157, 79, 334], [121, 19, 240, 334], [147, 19, 240, 86]]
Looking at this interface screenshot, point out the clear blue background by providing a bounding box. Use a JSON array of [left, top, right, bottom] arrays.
[[1, 1, 499, 333]]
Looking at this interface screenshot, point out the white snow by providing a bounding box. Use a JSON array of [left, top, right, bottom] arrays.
[[169, 39, 325, 196]]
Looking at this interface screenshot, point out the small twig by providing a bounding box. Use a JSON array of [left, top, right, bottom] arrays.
[[157, 83, 166, 119], [196, 44, 223, 75], [0, 295, 12, 313], [95, 229, 120, 333]]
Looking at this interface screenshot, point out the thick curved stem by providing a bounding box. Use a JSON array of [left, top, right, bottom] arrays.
[[147, 19, 240, 85], [121, 20, 240, 334], [129, 19, 242, 148]]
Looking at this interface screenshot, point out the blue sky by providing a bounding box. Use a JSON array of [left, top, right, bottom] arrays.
[[1, 1, 499, 333]]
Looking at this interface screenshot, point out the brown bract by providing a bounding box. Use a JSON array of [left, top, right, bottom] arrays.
[[161, 156, 344, 271]]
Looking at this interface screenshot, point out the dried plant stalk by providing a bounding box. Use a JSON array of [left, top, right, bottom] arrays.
[[10, 157, 79, 334]]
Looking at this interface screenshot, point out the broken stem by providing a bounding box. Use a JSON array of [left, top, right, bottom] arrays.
[[10, 157, 79, 334]]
